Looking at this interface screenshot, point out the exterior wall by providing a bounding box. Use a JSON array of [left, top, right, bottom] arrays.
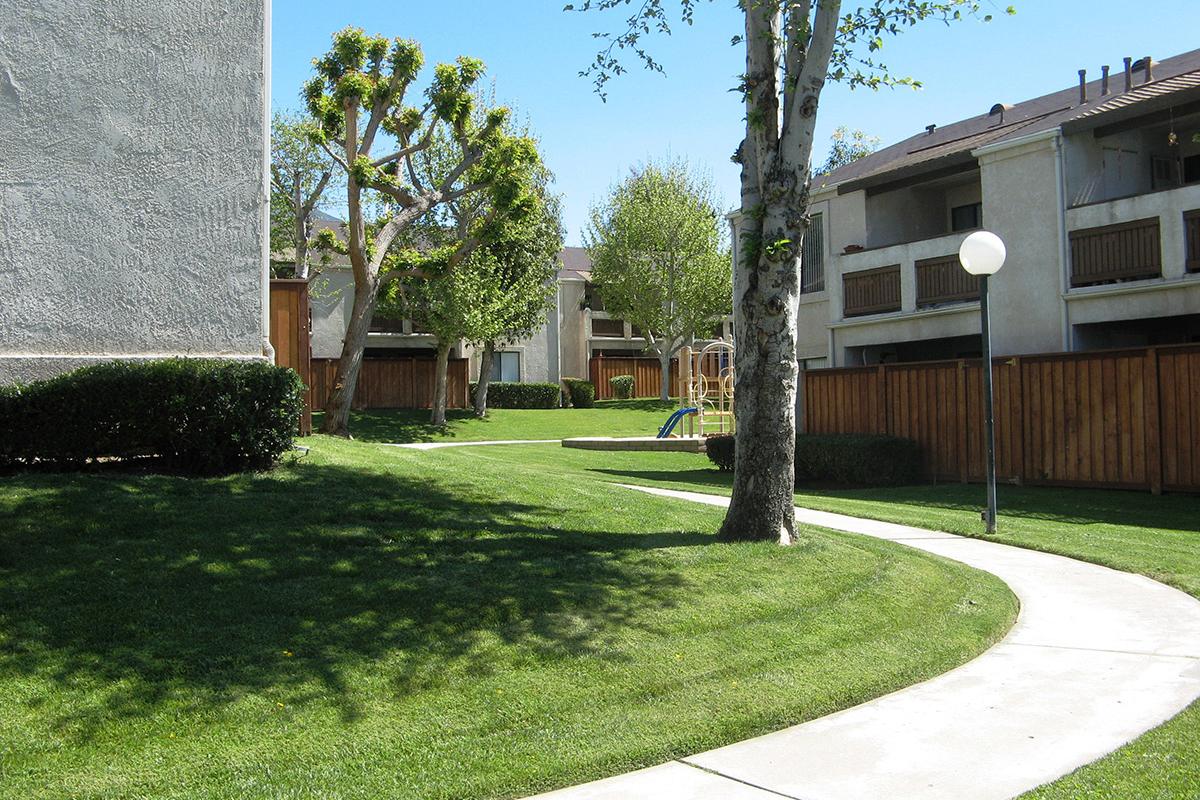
[[0, 1, 270, 383], [309, 270, 353, 359], [558, 279, 589, 379], [976, 135, 1067, 355]]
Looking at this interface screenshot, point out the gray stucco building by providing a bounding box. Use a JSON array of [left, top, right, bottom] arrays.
[[0, 1, 271, 383]]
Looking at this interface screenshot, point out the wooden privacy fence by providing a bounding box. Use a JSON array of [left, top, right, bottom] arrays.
[[802, 343, 1200, 493], [268, 280, 312, 435], [590, 357, 679, 399], [309, 357, 469, 411]]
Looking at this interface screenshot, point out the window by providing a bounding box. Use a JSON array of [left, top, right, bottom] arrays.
[[489, 351, 520, 382], [801, 213, 825, 293], [951, 203, 982, 232]]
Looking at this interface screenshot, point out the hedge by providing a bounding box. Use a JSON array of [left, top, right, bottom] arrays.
[[609, 374, 635, 400], [470, 381, 560, 409], [562, 378, 596, 408], [0, 358, 304, 475], [706, 433, 923, 486]]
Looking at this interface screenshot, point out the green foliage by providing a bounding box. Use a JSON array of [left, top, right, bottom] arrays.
[[563, 378, 597, 409], [0, 360, 303, 475], [706, 433, 923, 486], [705, 434, 735, 471], [585, 159, 731, 362], [795, 434, 923, 486], [468, 381, 561, 409], [818, 126, 881, 175], [609, 375, 636, 400], [270, 111, 338, 275]]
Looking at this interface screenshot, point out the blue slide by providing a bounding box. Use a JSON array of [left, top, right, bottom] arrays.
[[657, 407, 698, 439]]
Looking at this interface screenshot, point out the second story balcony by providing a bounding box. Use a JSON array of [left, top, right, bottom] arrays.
[[838, 230, 981, 320]]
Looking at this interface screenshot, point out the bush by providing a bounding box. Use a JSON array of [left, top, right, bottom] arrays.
[[705, 434, 735, 470], [471, 381, 560, 409], [609, 374, 635, 400], [562, 378, 596, 408], [705, 433, 923, 486], [0, 358, 304, 475]]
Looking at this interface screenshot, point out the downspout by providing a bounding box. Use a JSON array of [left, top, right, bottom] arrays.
[[259, 0, 275, 362], [1053, 132, 1071, 351]]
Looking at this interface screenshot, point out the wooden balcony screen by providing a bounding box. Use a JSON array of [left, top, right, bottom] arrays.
[[1185, 209, 1200, 273], [915, 254, 981, 307], [1068, 217, 1161, 287], [843, 265, 901, 317], [591, 317, 625, 337]]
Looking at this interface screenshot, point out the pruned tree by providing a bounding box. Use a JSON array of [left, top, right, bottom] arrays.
[[270, 111, 337, 279], [573, 0, 1011, 543], [304, 26, 537, 437], [469, 183, 563, 417], [584, 161, 731, 401], [818, 125, 881, 175]]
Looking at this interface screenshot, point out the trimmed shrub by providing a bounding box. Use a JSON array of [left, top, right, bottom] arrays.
[[609, 374, 635, 400], [562, 378, 596, 408], [796, 434, 923, 486], [705, 434, 735, 470], [471, 381, 560, 409], [705, 433, 923, 486], [0, 358, 304, 475]]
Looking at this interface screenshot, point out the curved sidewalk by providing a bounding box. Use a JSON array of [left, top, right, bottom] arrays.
[[529, 485, 1200, 800]]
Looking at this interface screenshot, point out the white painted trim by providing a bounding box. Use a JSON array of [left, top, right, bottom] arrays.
[[830, 302, 980, 330], [971, 126, 1061, 158], [259, 0, 275, 361], [1063, 273, 1200, 301]]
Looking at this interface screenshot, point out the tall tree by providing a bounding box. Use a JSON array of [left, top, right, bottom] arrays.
[[573, 0, 1010, 543], [304, 26, 537, 436], [584, 161, 731, 401], [818, 125, 881, 175], [270, 111, 336, 279]]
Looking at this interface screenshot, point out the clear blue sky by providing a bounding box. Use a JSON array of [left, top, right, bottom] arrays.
[[271, 1, 1199, 245]]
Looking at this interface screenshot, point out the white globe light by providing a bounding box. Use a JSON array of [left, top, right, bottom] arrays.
[[959, 231, 1007, 276]]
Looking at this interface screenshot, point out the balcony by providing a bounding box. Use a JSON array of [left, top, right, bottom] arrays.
[[591, 317, 625, 337], [843, 265, 901, 317], [1069, 218, 1161, 287], [915, 254, 981, 307], [1066, 183, 1200, 289], [838, 230, 980, 320]]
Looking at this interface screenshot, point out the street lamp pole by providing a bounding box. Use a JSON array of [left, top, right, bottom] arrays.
[[980, 274, 997, 534], [959, 231, 1006, 535]]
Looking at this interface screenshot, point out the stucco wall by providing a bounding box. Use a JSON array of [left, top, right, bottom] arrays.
[[0, 0, 269, 383]]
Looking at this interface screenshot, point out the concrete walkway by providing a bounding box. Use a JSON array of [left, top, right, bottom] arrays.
[[384, 439, 559, 451], [530, 485, 1200, 800]]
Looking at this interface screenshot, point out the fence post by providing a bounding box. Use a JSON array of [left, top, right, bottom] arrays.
[[876, 364, 888, 434], [957, 360, 970, 483], [1144, 347, 1163, 495]]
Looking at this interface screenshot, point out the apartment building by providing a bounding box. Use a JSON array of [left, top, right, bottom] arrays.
[[769, 49, 1200, 369]]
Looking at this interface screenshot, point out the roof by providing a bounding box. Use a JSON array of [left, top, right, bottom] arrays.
[[557, 246, 593, 281], [818, 48, 1200, 195]]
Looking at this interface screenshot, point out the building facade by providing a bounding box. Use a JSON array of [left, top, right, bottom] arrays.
[[0, 1, 272, 383], [765, 50, 1200, 371]]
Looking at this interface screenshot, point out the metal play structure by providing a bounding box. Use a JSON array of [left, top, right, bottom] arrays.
[[656, 340, 736, 440]]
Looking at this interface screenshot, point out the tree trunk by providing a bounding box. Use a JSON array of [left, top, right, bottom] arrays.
[[658, 348, 671, 402], [293, 182, 309, 280], [431, 340, 452, 426], [319, 276, 378, 436], [474, 340, 495, 417]]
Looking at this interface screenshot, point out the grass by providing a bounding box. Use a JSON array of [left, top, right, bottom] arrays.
[[0, 435, 1015, 800], [564, 448, 1200, 800], [313, 399, 680, 444]]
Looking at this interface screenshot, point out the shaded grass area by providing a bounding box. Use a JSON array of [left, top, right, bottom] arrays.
[[314, 399, 678, 444], [0, 437, 1013, 800], [562, 447, 1200, 800]]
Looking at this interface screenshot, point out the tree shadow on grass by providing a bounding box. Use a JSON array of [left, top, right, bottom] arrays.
[[0, 460, 706, 742], [590, 466, 1200, 532], [312, 409, 483, 443]]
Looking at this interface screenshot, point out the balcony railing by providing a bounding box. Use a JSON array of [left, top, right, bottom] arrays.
[[1069, 217, 1162, 287], [915, 254, 981, 307], [591, 318, 625, 337], [1186, 209, 1200, 273], [369, 317, 406, 333], [844, 265, 901, 317]]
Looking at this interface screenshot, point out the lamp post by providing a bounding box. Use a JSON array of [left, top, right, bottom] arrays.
[[959, 231, 1007, 534]]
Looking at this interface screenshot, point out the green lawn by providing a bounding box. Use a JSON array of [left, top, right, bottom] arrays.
[[313, 399, 679, 444], [553, 446, 1200, 800], [0, 435, 1014, 800]]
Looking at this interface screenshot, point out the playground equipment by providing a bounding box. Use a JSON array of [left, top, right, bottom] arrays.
[[671, 340, 736, 438], [562, 338, 734, 452]]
